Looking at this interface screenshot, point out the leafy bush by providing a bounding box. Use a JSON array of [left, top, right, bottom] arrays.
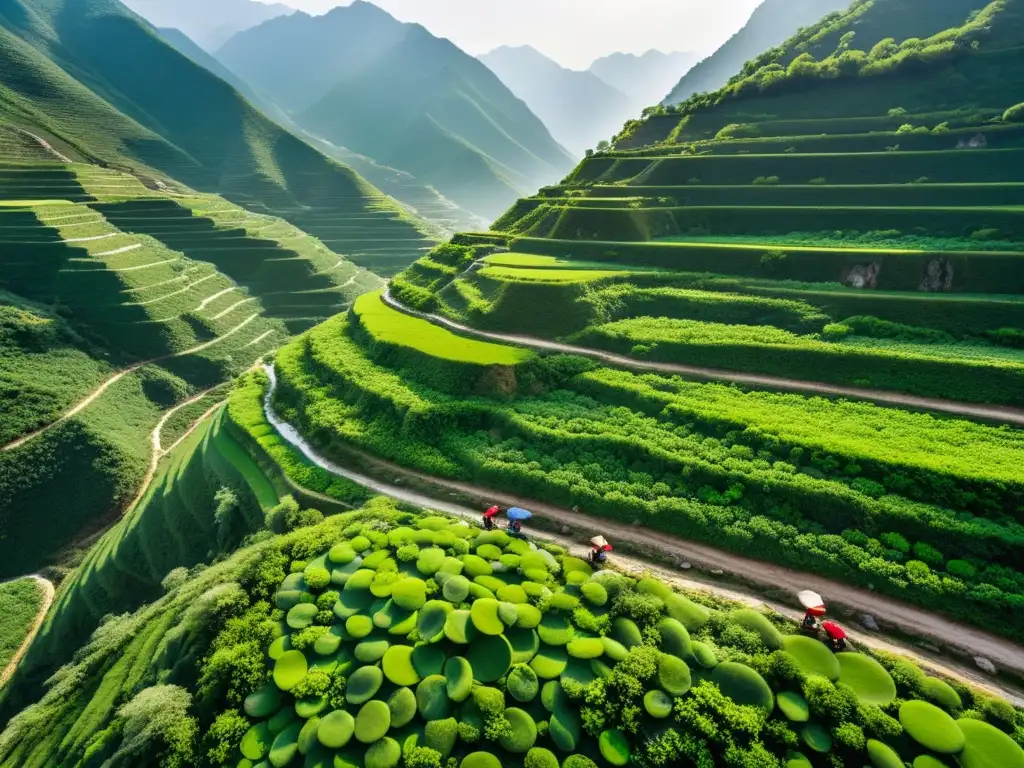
[[1004, 103, 1024, 122]]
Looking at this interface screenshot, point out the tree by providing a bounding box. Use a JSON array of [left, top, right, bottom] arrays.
[[596, 140, 611, 152], [107, 685, 198, 768]]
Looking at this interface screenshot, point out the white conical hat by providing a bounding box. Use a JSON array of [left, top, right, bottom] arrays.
[[590, 535, 609, 548], [798, 590, 826, 610]]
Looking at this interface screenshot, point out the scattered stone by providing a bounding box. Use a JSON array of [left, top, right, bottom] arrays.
[[561, 525, 570, 534], [393, 478, 403, 485], [860, 614, 879, 631], [918, 640, 942, 655], [710, 569, 724, 577], [974, 656, 997, 675], [679, 562, 692, 571]]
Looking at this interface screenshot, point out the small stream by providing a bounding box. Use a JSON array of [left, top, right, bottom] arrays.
[[262, 364, 479, 519]]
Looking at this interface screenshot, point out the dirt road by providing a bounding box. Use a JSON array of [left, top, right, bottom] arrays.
[[382, 289, 1024, 426], [262, 365, 1024, 704], [0, 576, 55, 690], [1, 313, 259, 453]]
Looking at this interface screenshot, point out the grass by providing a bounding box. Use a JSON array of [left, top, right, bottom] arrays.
[[478, 267, 635, 284], [0, 579, 45, 673], [352, 291, 533, 366]]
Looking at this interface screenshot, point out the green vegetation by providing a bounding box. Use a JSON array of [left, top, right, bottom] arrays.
[[0, 502, 1019, 767], [0, 174, 380, 577], [268, 311, 1024, 636], [0, 0, 438, 274], [353, 292, 534, 367], [0, 579, 45, 673]]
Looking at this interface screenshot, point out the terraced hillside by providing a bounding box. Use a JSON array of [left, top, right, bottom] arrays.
[[0, 160, 380, 578], [2, 501, 1021, 768], [0, 0, 438, 274], [259, 0, 1024, 645]]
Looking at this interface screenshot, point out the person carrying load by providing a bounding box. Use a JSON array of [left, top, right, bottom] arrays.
[[589, 535, 612, 567], [483, 505, 499, 531]]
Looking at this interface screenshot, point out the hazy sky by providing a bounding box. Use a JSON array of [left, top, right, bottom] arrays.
[[255, 0, 764, 69]]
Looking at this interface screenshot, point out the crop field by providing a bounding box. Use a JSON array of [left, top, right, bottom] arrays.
[[3, 503, 1021, 767], [353, 291, 534, 367], [0, 578, 46, 674], [0, 162, 385, 578], [270, 315, 1024, 637]]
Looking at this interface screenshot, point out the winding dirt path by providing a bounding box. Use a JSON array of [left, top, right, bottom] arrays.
[[0, 576, 55, 690], [1, 313, 259, 453], [262, 364, 1024, 704], [381, 289, 1024, 426], [15, 129, 72, 164]]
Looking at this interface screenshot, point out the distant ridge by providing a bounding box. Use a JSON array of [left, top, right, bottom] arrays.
[[590, 48, 699, 108], [481, 45, 633, 155], [218, 1, 576, 219]]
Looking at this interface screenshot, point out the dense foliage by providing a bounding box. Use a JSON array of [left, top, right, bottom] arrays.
[[268, 317, 1024, 637], [4, 503, 1019, 767]]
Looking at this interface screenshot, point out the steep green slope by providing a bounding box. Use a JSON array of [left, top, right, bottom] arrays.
[[662, 0, 852, 106], [270, 0, 1024, 642], [480, 46, 633, 155], [217, 1, 576, 219], [0, 0, 438, 274], [0, 160, 380, 579], [1, 498, 1020, 767]]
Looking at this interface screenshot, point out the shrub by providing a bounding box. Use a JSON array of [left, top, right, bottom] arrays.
[[1003, 103, 1024, 122], [888, 107, 908, 117], [759, 249, 787, 272], [833, 722, 866, 751], [947, 560, 977, 579], [911, 542, 944, 568], [752, 176, 780, 185], [822, 323, 851, 341], [896, 124, 916, 134], [524, 747, 559, 768], [879, 533, 910, 554]]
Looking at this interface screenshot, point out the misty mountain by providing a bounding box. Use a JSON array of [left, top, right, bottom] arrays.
[[480, 45, 632, 155], [218, 1, 575, 219]]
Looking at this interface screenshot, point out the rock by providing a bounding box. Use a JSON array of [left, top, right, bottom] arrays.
[[679, 561, 692, 571], [393, 478, 403, 485], [560, 525, 570, 534], [842, 261, 881, 289], [918, 641, 942, 655], [974, 656, 997, 675], [710, 569, 724, 577], [859, 613, 879, 631]]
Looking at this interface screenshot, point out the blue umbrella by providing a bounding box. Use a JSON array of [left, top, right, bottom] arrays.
[[506, 507, 533, 521]]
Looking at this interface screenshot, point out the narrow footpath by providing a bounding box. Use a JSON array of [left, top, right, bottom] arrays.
[[1, 312, 259, 453], [0, 576, 55, 690], [381, 289, 1024, 426], [262, 364, 1024, 705]]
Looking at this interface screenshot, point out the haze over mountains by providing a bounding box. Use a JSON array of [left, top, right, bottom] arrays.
[[479, 46, 633, 155], [480, 47, 698, 154], [121, 0, 293, 50], [590, 49, 699, 107], [218, 1, 576, 219]]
